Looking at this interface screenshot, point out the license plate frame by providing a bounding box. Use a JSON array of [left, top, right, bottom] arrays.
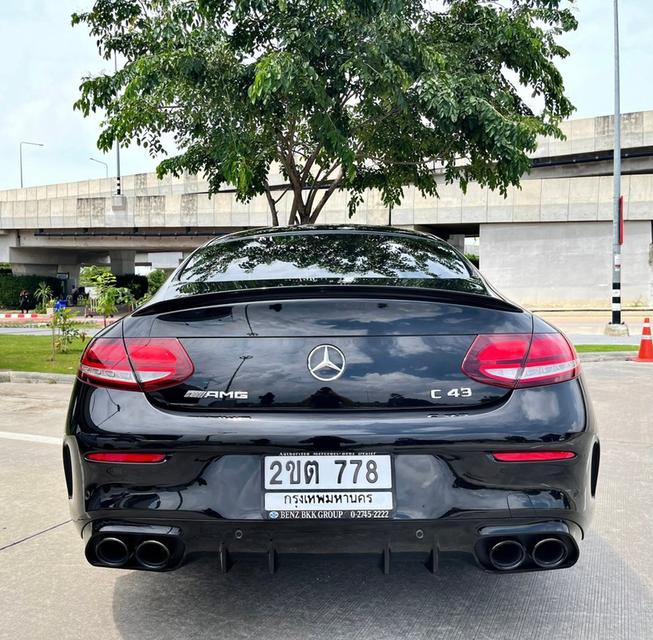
[[261, 453, 395, 520]]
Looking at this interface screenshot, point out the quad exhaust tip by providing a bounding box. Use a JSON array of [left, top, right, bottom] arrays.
[[94, 537, 130, 567], [488, 540, 526, 571], [134, 539, 171, 570], [92, 536, 173, 570], [532, 537, 568, 569]]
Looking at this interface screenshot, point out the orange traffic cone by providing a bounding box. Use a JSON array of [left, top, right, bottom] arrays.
[[634, 317, 653, 362]]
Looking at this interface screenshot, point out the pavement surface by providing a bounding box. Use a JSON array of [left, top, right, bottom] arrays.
[[0, 361, 652, 640], [535, 310, 647, 345]]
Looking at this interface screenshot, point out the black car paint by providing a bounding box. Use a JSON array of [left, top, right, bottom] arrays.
[[64, 226, 598, 574], [135, 297, 535, 412]]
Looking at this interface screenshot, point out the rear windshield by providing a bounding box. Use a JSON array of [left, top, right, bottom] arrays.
[[177, 232, 487, 294]]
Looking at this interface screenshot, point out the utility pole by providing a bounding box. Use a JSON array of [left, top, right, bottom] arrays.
[[607, 0, 628, 335]]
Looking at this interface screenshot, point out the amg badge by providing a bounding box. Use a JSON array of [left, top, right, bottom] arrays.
[[184, 390, 249, 400]]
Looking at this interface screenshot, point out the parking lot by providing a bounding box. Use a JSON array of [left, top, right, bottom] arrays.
[[0, 360, 651, 640]]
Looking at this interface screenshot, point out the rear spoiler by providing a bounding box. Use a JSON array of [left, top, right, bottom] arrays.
[[133, 284, 524, 317]]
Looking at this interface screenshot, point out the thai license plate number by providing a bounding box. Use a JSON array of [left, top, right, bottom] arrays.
[[262, 454, 393, 519]]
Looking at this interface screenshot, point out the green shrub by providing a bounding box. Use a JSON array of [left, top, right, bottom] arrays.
[[147, 268, 169, 295], [0, 274, 60, 310], [115, 274, 149, 299], [464, 253, 480, 268]]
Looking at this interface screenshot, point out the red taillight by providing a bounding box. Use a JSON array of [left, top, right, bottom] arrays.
[[79, 337, 194, 391], [79, 338, 138, 390], [85, 452, 166, 463], [461, 333, 580, 389], [124, 338, 194, 391], [492, 451, 576, 462]]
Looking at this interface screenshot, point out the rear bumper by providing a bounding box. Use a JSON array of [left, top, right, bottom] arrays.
[[64, 377, 599, 573], [81, 517, 583, 574]]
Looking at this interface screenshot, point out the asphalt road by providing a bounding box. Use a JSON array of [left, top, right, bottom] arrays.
[[0, 361, 652, 640]]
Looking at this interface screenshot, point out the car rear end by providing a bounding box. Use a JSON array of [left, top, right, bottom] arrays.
[[64, 227, 599, 574]]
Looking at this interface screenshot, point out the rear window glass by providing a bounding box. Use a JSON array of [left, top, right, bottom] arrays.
[[177, 232, 487, 294]]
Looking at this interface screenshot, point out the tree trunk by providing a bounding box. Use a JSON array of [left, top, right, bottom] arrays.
[[271, 149, 343, 226]]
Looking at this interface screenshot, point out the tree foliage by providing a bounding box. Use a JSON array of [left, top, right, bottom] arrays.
[[147, 268, 170, 294], [80, 265, 110, 287], [51, 308, 87, 355], [34, 282, 54, 312], [73, 0, 577, 225]]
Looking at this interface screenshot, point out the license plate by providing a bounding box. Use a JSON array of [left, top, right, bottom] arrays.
[[263, 454, 393, 519]]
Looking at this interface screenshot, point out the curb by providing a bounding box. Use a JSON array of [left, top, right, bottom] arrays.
[[1, 313, 52, 320], [579, 352, 638, 363], [0, 371, 76, 384]]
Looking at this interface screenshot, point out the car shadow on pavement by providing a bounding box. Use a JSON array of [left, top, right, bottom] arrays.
[[112, 534, 653, 640]]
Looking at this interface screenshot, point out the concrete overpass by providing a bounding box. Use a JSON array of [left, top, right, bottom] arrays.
[[1, 110, 652, 308]]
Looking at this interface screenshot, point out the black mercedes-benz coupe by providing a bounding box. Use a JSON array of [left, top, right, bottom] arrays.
[[64, 225, 599, 574]]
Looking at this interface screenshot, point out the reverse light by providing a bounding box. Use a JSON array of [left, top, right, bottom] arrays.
[[85, 452, 167, 463], [461, 333, 580, 389], [78, 337, 194, 391], [492, 451, 576, 462]]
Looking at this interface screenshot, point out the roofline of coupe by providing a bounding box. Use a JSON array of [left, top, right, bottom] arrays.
[[206, 224, 444, 245]]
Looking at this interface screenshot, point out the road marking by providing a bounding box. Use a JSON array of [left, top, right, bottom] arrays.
[[0, 520, 71, 552], [0, 430, 61, 445]]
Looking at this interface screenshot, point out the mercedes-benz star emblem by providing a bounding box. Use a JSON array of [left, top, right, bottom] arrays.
[[307, 345, 346, 382]]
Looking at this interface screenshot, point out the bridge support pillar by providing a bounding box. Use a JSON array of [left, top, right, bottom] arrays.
[[0, 231, 18, 263], [109, 251, 136, 276], [447, 234, 466, 253]]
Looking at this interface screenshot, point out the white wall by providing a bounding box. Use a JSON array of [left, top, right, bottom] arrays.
[[480, 221, 653, 309]]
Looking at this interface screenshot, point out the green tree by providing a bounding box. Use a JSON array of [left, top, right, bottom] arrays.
[[73, 0, 576, 225], [51, 308, 87, 356], [79, 265, 110, 287], [90, 271, 120, 327]]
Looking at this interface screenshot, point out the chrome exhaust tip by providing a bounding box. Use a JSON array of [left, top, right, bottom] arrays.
[[95, 537, 130, 567], [488, 540, 526, 571], [134, 539, 171, 570], [532, 537, 568, 569]]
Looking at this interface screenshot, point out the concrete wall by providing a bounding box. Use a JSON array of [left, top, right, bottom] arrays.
[[480, 221, 653, 308], [2, 172, 653, 230], [532, 110, 653, 158]]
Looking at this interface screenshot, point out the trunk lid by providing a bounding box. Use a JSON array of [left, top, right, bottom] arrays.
[[125, 293, 532, 412]]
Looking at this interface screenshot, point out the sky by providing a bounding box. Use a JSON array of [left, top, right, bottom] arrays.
[[0, 1, 652, 190]]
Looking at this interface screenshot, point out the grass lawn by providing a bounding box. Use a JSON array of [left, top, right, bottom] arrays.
[[575, 344, 638, 353], [0, 335, 86, 375]]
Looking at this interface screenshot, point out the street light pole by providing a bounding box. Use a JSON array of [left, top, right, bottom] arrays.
[[89, 157, 109, 178], [19, 141, 44, 188], [610, 0, 624, 329]]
